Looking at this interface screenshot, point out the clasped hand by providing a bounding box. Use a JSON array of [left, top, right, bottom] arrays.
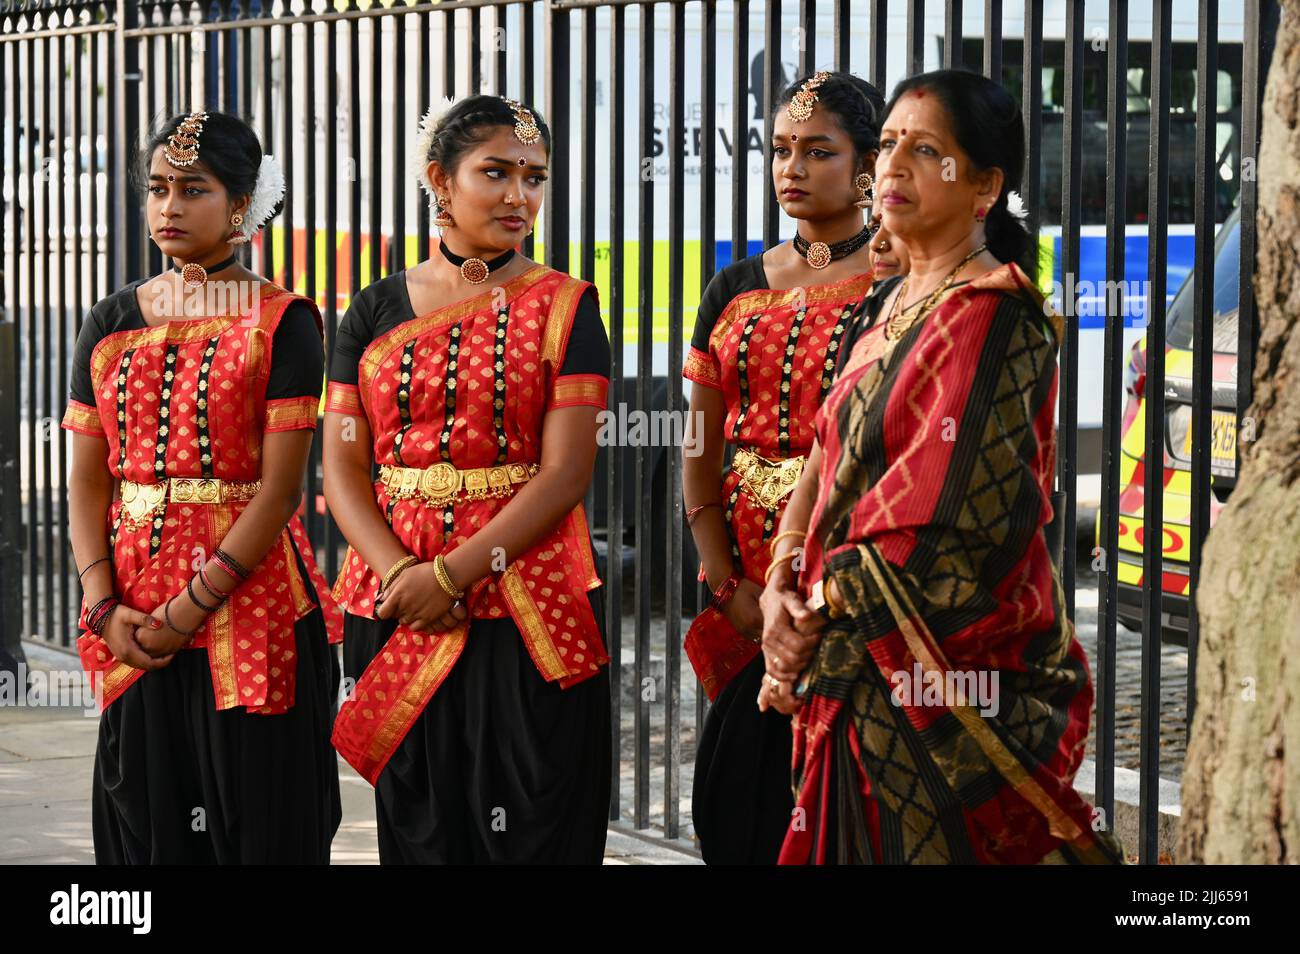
[[374, 561, 469, 633], [755, 575, 841, 716]]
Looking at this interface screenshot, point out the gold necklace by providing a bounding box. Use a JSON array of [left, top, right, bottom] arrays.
[[883, 243, 987, 341]]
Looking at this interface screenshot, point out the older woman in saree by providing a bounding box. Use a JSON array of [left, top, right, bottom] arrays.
[[757, 70, 1125, 865]]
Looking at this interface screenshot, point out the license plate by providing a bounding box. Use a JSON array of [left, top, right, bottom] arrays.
[[1182, 409, 1237, 466]]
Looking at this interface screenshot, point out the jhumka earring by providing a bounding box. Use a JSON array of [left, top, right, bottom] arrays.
[[226, 211, 249, 246], [854, 171, 875, 211], [434, 194, 454, 228]]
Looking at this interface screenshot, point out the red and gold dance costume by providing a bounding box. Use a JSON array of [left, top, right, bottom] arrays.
[[786, 264, 1125, 864], [328, 264, 611, 785], [682, 271, 873, 700], [60, 283, 344, 714]]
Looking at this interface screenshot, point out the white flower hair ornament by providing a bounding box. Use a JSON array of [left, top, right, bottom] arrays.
[[1005, 189, 1030, 232], [238, 154, 286, 239], [411, 96, 459, 197]]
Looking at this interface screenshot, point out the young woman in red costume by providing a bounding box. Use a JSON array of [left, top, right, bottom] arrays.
[[325, 95, 612, 864], [682, 71, 885, 864], [63, 111, 343, 863]]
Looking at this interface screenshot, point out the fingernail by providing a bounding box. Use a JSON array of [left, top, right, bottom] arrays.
[[149, 617, 163, 629]]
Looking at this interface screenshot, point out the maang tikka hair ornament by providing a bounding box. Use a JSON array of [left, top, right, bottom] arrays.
[[786, 71, 831, 122], [502, 98, 541, 146], [163, 110, 208, 167]]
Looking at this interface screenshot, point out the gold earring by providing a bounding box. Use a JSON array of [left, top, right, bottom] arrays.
[[434, 194, 454, 228], [854, 172, 874, 210], [226, 211, 249, 246]]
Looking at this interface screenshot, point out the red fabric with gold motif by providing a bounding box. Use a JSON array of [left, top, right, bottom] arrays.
[[682, 271, 873, 700], [327, 265, 611, 785], [784, 264, 1124, 864], [59, 284, 344, 715]]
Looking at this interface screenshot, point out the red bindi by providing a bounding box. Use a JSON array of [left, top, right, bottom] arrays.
[[914, 89, 926, 99], [790, 133, 798, 142]]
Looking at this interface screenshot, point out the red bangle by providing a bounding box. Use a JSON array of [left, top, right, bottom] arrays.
[[710, 572, 741, 611]]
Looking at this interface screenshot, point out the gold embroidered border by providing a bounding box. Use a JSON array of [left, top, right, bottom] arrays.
[[548, 374, 608, 410], [368, 624, 469, 767], [264, 396, 320, 431], [283, 531, 312, 616], [500, 564, 569, 681], [568, 503, 601, 589], [708, 272, 874, 353], [100, 658, 141, 702], [682, 347, 721, 388], [61, 400, 105, 436], [330, 545, 357, 604], [208, 507, 239, 709], [358, 265, 551, 393], [325, 381, 364, 415], [541, 275, 588, 365], [89, 282, 286, 385]]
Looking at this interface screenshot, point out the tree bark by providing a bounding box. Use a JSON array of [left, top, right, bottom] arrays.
[[1179, 0, 1300, 863]]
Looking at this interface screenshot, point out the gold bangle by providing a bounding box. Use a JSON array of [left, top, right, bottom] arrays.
[[379, 555, 418, 596], [824, 574, 846, 617], [768, 529, 806, 557], [763, 549, 798, 585], [432, 553, 465, 601]]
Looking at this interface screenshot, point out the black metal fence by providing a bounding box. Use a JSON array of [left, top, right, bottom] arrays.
[[0, 0, 1279, 863]]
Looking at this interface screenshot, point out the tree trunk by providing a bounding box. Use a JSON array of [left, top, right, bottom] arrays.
[[1179, 0, 1300, 864]]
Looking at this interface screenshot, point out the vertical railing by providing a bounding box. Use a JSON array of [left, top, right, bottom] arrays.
[[0, 0, 1276, 863], [1096, 0, 1127, 847], [1140, 0, 1172, 865]]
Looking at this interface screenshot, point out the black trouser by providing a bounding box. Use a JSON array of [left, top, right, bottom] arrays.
[[691, 651, 794, 864], [342, 588, 612, 864]]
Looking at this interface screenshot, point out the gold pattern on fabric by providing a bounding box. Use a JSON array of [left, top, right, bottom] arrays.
[[358, 265, 550, 393]]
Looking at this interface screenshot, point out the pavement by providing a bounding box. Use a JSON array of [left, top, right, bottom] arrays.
[[0, 640, 701, 865]]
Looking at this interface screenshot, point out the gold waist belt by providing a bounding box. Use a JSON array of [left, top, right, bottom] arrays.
[[732, 446, 805, 511], [378, 461, 540, 507], [119, 477, 262, 527]]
